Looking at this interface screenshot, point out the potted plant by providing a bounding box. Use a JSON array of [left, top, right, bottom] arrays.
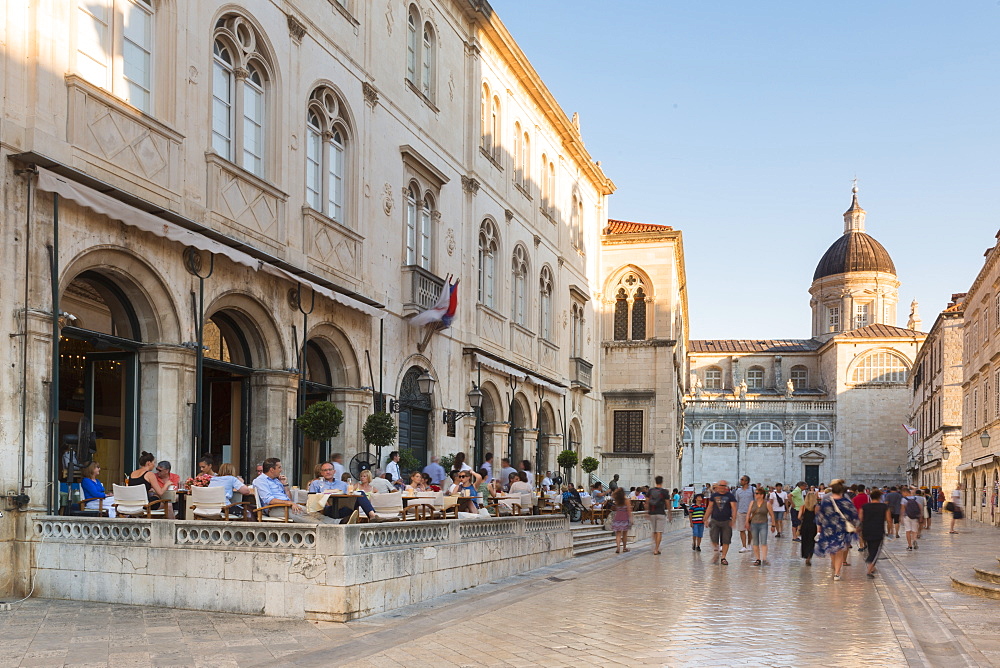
[[296, 401, 344, 442], [398, 448, 421, 475], [581, 456, 599, 484], [557, 449, 579, 485], [439, 453, 456, 473], [362, 411, 397, 459]]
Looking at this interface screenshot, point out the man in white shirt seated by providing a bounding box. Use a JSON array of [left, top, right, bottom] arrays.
[[541, 471, 554, 491], [370, 472, 396, 494]]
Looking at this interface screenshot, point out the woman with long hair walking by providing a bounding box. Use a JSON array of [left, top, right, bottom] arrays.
[[745, 486, 775, 565], [799, 491, 819, 566], [815, 480, 858, 581], [610, 487, 634, 553]]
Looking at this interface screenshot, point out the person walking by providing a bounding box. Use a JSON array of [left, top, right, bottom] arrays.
[[815, 480, 858, 581], [734, 476, 754, 553], [789, 481, 806, 541], [769, 483, 788, 538], [948, 483, 965, 533], [610, 487, 634, 554], [689, 493, 706, 551], [705, 480, 738, 565], [746, 486, 776, 566], [884, 486, 903, 539], [859, 488, 892, 579], [799, 491, 819, 566], [646, 476, 670, 555], [901, 486, 922, 550]]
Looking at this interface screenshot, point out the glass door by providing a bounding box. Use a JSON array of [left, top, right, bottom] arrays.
[[84, 352, 138, 489]]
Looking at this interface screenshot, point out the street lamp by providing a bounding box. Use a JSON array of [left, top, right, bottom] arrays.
[[981, 430, 991, 450], [388, 371, 436, 413], [942, 446, 950, 461], [442, 383, 485, 466]]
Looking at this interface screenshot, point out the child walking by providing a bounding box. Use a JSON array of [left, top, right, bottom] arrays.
[[689, 493, 706, 551]]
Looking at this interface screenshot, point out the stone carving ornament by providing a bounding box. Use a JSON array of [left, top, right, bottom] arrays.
[[382, 183, 394, 215]]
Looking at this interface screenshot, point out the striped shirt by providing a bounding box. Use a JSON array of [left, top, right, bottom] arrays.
[[689, 505, 706, 525]]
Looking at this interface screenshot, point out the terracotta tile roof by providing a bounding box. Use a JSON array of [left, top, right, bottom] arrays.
[[690, 339, 820, 353], [838, 323, 924, 338], [603, 219, 673, 235]]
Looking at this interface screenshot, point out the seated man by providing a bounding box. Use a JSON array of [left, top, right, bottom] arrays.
[[370, 472, 396, 494], [591, 482, 607, 508], [541, 471, 554, 491], [253, 458, 326, 523], [308, 462, 348, 493]]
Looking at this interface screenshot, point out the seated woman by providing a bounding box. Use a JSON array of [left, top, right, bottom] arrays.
[[308, 462, 348, 493], [423, 472, 440, 492], [591, 482, 607, 508], [408, 471, 429, 492], [80, 461, 116, 517], [128, 451, 174, 519], [208, 462, 254, 502], [451, 470, 483, 513]]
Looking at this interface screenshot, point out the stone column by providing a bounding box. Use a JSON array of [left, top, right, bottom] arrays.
[[18, 310, 55, 509], [520, 428, 539, 483], [736, 421, 748, 482], [331, 388, 372, 462], [250, 371, 299, 472], [782, 420, 796, 484], [545, 433, 564, 479], [138, 345, 196, 475], [487, 421, 510, 464]]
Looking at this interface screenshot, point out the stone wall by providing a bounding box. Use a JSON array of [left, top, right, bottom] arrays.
[[28, 515, 572, 622]]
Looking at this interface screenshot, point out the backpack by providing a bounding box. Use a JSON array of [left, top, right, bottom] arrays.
[[904, 496, 921, 520]]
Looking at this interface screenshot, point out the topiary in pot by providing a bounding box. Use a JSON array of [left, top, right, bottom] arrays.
[[398, 448, 421, 474], [363, 411, 397, 451], [296, 401, 344, 442], [557, 449, 579, 485], [581, 456, 599, 482]]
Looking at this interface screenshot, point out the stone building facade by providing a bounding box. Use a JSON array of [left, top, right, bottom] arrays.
[[957, 231, 1000, 527], [683, 190, 924, 489], [0, 0, 626, 594], [908, 296, 964, 493], [598, 220, 688, 490]]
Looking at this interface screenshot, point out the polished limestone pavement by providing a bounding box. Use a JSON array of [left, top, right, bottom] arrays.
[[2, 517, 1000, 667]]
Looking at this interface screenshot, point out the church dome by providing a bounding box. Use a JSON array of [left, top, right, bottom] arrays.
[[813, 231, 896, 280], [812, 187, 896, 280]]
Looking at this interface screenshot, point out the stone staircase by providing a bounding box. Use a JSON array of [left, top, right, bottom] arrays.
[[571, 523, 617, 557], [950, 557, 1000, 599]]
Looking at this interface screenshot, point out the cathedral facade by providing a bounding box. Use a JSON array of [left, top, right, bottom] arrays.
[[682, 190, 925, 488]]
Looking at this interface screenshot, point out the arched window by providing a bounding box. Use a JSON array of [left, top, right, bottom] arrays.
[[419, 194, 433, 269], [520, 131, 531, 190], [747, 422, 783, 442], [539, 266, 553, 340], [571, 302, 584, 357], [212, 15, 273, 178], [746, 366, 765, 389], [421, 22, 435, 99], [613, 288, 628, 341], [702, 422, 738, 442], [683, 426, 693, 443], [76, 0, 154, 112], [478, 219, 498, 308], [851, 350, 909, 384], [404, 184, 433, 270], [304, 87, 350, 222], [794, 423, 832, 442], [611, 271, 650, 341], [541, 153, 553, 211], [704, 367, 723, 390], [406, 6, 418, 84], [490, 96, 502, 161], [790, 365, 808, 389], [513, 122, 523, 184], [511, 245, 529, 327], [480, 83, 491, 150], [570, 193, 584, 248], [631, 287, 646, 340]]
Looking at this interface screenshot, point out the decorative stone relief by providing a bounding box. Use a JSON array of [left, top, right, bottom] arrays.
[[448, 72, 455, 101], [363, 81, 379, 107], [307, 210, 361, 280], [385, 1, 394, 34], [358, 524, 448, 548], [208, 159, 283, 248], [287, 15, 307, 43], [36, 519, 151, 543], [505, 209, 514, 223], [461, 175, 481, 195], [446, 227, 456, 256], [176, 525, 317, 548], [460, 520, 516, 539], [533, 234, 541, 248], [382, 183, 394, 215], [187, 66, 199, 84], [289, 555, 326, 581]]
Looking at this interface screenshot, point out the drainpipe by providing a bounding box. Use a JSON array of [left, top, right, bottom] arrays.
[[16, 168, 34, 499], [47, 193, 60, 514]]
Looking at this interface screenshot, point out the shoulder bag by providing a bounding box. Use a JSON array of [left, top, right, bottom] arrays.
[[830, 497, 856, 533]]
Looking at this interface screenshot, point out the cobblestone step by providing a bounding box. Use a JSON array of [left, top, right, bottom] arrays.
[[570, 524, 616, 557], [973, 564, 1000, 585], [950, 571, 1000, 600]]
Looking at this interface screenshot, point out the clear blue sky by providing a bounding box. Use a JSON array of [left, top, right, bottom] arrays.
[[493, 1, 999, 339]]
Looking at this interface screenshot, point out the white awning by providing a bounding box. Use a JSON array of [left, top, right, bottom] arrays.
[[36, 167, 381, 318], [471, 353, 566, 396]]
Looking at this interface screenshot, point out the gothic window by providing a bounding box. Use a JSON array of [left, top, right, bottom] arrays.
[[570, 193, 583, 248], [794, 423, 832, 442], [421, 22, 435, 100], [511, 245, 529, 327], [212, 15, 273, 178], [490, 96, 502, 162], [704, 366, 723, 390], [790, 365, 808, 390], [827, 306, 840, 333], [478, 219, 499, 308], [480, 83, 491, 150], [613, 410, 643, 453], [514, 122, 523, 183], [613, 288, 628, 341], [304, 87, 350, 222], [747, 422, 783, 442], [77, 0, 153, 112], [850, 350, 909, 384], [405, 5, 435, 101], [541, 153, 555, 212], [539, 266, 554, 340], [404, 183, 434, 269], [682, 426, 693, 443], [631, 288, 647, 340], [702, 422, 737, 442], [611, 272, 649, 341], [520, 131, 531, 190], [854, 302, 870, 329], [571, 302, 584, 357], [746, 366, 765, 389]]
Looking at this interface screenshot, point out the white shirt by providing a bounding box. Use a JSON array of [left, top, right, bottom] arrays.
[[332, 460, 345, 481], [770, 490, 788, 510], [482, 460, 493, 483], [541, 476, 553, 489], [386, 460, 401, 482]]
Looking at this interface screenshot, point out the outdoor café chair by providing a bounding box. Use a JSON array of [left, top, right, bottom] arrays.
[[252, 486, 292, 523], [369, 491, 405, 521], [188, 485, 252, 521], [111, 484, 168, 519]]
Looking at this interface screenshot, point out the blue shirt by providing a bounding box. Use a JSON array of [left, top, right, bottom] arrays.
[[308, 479, 347, 494], [209, 475, 244, 502], [423, 462, 446, 485], [81, 477, 107, 500], [253, 474, 289, 506]]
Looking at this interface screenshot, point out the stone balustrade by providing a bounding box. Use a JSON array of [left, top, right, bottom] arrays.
[[29, 514, 573, 621]]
